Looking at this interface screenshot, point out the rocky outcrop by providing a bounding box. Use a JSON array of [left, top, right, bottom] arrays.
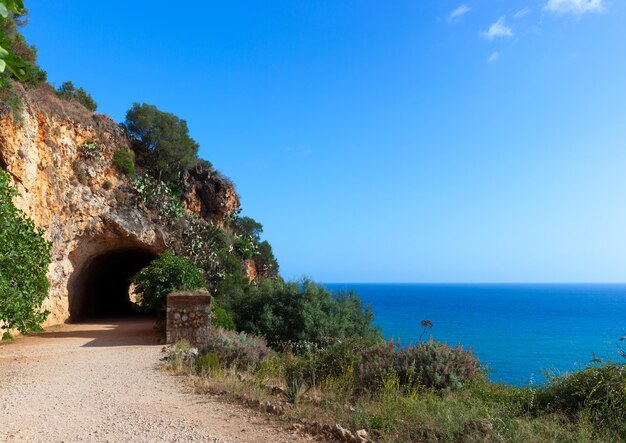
[[0, 85, 240, 326], [183, 164, 240, 226]]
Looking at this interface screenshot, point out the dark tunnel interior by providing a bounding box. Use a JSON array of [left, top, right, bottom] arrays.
[[70, 247, 157, 321]]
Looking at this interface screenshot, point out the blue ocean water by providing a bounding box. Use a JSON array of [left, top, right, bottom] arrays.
[[323, 284, 626, 386]]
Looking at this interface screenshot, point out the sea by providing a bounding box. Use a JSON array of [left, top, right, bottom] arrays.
[[323, 283, 626, 386]]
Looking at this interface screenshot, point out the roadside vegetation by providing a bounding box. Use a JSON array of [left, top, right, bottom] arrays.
[[166, 324, 626, 443]]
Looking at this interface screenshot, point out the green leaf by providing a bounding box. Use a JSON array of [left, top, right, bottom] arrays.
[[0, 4, 8, 18], [0, 45, 8, 58], [0, 59, 5, 72]]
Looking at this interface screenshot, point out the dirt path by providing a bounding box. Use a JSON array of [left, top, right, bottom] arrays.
[[0, 319, 311, 443]]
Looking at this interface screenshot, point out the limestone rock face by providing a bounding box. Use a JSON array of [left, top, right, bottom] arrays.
[[0, 86, 240, 325], [183, 164, 240, 226]]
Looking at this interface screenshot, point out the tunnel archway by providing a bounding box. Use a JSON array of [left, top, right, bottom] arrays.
[[69, 247, 158, 321]]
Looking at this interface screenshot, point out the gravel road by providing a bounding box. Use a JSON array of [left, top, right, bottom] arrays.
[[0, 319, 312, 442]]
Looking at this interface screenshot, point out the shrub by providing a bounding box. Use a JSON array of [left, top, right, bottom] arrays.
[[350, 339, 397, 391], [132, 252, 205, 312], [285, 342, 359, 387], [282, 337, 482, 394], [130, 174, 184, 225], [228, 215, 279, 278], [394, 340, 482, 391], [80, 141, 100, 160], [55, 81, 97, 111], [0, 169, 52, 334], [123, 102, 199, 183], [227, 278, 382, 347], [113, 149, 135, 176], [204, 327, 270, 370], [212, 304, 236, 330], [196, 351, 222, 376], [536, 363, 626, 433], [253, 240, 279, 278]]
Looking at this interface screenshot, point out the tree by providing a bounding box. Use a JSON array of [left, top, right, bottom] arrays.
[[0, 169, 51, 336], [124, 103, 199, 183]]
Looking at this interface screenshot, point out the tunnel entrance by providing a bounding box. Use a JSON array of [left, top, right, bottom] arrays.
[[69, 247, 157, 321]]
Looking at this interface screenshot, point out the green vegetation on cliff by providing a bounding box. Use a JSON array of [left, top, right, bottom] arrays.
[[124, 102, 200, 183], [55, 81, 97, 111]]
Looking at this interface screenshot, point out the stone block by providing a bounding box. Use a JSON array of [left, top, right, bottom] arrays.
[[166, 290, 212, 346]]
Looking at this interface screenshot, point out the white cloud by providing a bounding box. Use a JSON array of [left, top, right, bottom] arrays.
[[544, 0, 605, 15], [514, 7, 532, 19], [488, 52, 500, 63], [448, 4, 470, 22], [481, 16, 514, 40]]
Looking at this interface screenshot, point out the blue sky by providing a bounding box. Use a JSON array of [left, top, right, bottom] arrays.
[[23, 1, 626, 282]]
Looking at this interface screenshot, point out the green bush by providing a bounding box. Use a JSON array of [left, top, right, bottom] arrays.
[[196, 351, 221, 376], [0, 169, 51, 334], [284, 340, 360, 391], [203, 327, 270, 370], [212, 304, 236, 330], [80, 141, 100, 160], [536, 363, 626, 433], [130, 174, 184, 225], [113, 149, 135, 176], [55, 81, 97, 111], [132, 252, 205, 312], [228, 215, 279, 278], [283, 337, 481, 394], [253, 240, 279, 278], [226, 278, 381, 347], [394, 340, 482, 391]]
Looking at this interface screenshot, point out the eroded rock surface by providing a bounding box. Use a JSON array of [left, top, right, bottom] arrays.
[[0, 86, 240, 325]]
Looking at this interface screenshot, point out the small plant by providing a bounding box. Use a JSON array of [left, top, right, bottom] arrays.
[[394, 340, 482, 391], [196, 351, 222, 377], [113, 149, 135, 176], [285, 370, 307, 404], [204, 327, 270, 370], [72, 160, 89, 185], [4, 93, 22, 123], [80, 140, 100, 160], [418, 319, 433, 341]]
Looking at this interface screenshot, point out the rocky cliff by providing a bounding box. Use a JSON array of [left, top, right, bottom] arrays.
[[0, 85, 240, 326]]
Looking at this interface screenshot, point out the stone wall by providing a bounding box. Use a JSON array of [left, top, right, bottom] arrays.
[[166, 291, 212, 346]]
